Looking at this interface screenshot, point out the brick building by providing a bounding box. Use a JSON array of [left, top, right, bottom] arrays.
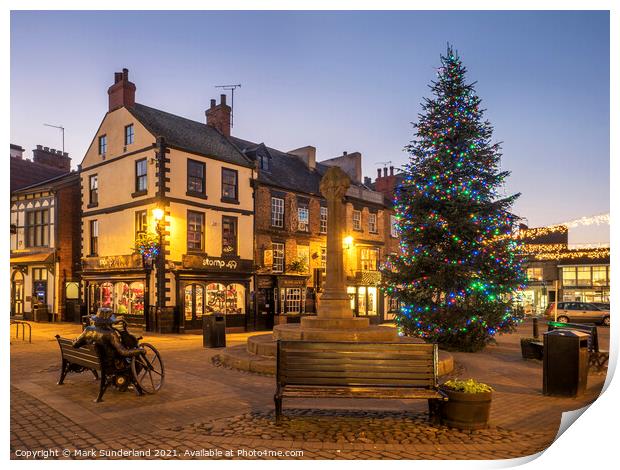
[[10, 144, 71, 192], [10, 160, 80, 321], [230, 139, 395, 329]]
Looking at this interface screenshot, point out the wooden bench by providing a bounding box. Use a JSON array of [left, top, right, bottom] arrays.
[[274, 340, 447, 424], [56, 335, 109, 402], [546, 322, 609, 371]]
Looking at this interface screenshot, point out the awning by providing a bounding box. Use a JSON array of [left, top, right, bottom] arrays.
[[10, 252, 54, 265]]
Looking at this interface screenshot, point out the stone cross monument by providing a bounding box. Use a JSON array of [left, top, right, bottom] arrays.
[[273, 166, 397, 341]]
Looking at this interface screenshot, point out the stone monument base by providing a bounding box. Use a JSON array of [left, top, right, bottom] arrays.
[[272, 322, 398, 342]]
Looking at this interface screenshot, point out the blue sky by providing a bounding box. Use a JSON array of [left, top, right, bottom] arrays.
[[10, 11, 609, 242]]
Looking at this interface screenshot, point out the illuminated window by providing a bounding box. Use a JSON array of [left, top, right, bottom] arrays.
[[272, 242, 285, 273], [187, 211, 204, 251], [368, 213, 377, 233], [526, 268, 543, 281], [320, 206, 328, 234], [297, 204, 309, 232], [360, 247, 379, 271], [352, 210, 362, 231]]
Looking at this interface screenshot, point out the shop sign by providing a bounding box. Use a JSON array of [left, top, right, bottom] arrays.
[[183, 254, 252, 272], [278, 277, 308, 288], [257, 276, 274, 289], [83, 254, 143, 271]]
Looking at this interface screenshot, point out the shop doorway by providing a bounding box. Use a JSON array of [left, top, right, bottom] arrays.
[[11, 271, 24, 317], [183, 283, 204, 330]]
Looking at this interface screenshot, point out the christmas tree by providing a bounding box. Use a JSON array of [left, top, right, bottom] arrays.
[[382, 46, 526, 352]]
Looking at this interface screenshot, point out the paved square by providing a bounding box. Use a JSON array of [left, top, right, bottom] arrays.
[[10, 320, 607, 460]]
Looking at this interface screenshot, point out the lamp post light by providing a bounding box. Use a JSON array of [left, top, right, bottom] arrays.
[[152, 207, 165, 329]]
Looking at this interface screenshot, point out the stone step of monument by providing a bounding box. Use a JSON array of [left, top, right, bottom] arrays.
[[272, 323, 400, 341]]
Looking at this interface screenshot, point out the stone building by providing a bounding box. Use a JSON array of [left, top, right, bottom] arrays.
[[10, 163, 80, 321], [78, 69, 255, 332], [230, 140, 394, 328]]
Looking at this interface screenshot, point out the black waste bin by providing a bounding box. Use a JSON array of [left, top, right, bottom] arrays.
[[203, 314, 226, 348], [543, 329, 589, 397], [33, 304, 49, 322]]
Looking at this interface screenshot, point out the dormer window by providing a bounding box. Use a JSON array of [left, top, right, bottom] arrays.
[[258, 153, 270, 171]]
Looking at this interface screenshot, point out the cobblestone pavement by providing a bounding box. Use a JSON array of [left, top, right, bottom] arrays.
[[10, 320, 608, 460]]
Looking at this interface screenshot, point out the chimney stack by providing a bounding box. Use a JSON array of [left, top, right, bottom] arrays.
[[10, 144, 24, 159], [288, 146, 317, 170], [390, 166, 394, 176], [377, 168, 381, 178], [32, 145, 71, 171], [383, 167, 388, 177], [206, 94, 231, 137], [108, 68, 136, 111]]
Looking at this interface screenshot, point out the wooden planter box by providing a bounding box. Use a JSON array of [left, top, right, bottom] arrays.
[[438, 387, 492, 430]]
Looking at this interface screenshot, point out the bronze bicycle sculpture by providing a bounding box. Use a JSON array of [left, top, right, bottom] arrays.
[[57, 308, 164, 401]]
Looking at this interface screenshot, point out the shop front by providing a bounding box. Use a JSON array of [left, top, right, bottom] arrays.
[[254, 274, 310, 329], [560, 264, 610, 303], [347, 270, 384, 324], [177, 254, 253, 332], [81, 254, 148, 326], [10, 251, 55, 320]]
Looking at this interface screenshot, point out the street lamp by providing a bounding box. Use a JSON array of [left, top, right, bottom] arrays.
[[152, 207, 165, 331]]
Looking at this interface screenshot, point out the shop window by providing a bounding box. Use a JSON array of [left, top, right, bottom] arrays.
[[562, 267, 576, 287], [221, 168, 238, 202], [352, 210, 362, 231], [114, 282, 130, 314], [100, 282, 113, 309], [222, 216, 238, 256], [225, 283, 246, 314], [320, 206, 328, 234], [320, 246, 327, 270], [204, 283, 245, 314], [368, 213, 377, 233], [592, 266, 608, 286], [360, 247, 379, 271], [129, 282, 144, 316], [527, 268, 543, 281], [272, 242, 285, 273], [271, 197, 284, 228], [577, 266, 592, 286], [25, 209, 50, 248], [347, 286, 356, 311], [284, 288, 302, 313], [187, 211, 204, 251]]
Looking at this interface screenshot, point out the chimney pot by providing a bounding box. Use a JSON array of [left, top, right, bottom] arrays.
[[343, 151, 347, 156], [114, 72, 122, 83], [383, 167, 388, 177], [377, 168, 382, 178], [210, 99, 216, 109], [43, 147, 49, 152], [220, 94, 227, 105], [37, 145, 42, 150], [390, 166, 394, 176]]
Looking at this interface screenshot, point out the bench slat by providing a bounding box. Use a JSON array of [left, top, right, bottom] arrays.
[[281, 377, 433, 386], [282, 351, 433, 361], [281, 385, 444, 399], [282, 363, 433, 373], [279, 341, 434, 350]]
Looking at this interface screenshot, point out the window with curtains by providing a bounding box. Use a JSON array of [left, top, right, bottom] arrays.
[[360, 247, 379, 271], [89, 175, 98, 206], [187, 211, 204, 251], [297, 203, 309, 232], [89, 220, 99, 255]]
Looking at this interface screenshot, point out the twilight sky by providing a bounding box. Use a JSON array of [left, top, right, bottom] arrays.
[[10, 10, 609, 243]]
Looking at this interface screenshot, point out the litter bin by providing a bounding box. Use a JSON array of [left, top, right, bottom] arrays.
[[33, 304, 49, 322], [203, 314, 226, 348], [543, 329, 589, 397]]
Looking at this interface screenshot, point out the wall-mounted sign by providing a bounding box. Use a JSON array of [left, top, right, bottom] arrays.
[[82, 254, 143, 271], [263, 249, 273, 268], [182, 254, 253, 272]]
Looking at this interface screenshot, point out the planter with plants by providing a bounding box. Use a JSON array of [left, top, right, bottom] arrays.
[[520, 337, 543, 360], [439, 379, 493, 430]]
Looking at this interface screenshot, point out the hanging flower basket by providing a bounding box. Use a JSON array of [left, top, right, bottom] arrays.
[[134, 232, 160, 261]]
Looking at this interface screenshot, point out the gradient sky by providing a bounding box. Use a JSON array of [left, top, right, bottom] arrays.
[[10, 11, 610, 243]]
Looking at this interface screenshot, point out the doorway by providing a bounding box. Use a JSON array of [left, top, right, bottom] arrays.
[[183, 283, 204, 330], [11, 271, 24, 317]]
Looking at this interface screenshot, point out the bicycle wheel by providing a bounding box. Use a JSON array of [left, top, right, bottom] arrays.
[[130, 343, 164, 394]]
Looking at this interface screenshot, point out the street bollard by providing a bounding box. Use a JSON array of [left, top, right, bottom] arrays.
[[533, 317, 539, 339]]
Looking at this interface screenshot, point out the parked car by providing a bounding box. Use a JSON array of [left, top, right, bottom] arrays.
[[545, 302, 610, 326], [592, 302, 610, 311]]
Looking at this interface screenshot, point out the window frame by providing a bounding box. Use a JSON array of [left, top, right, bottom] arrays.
[[187, 210, 205, 252], [135, 158, 147, 194], [320, 206, 328, 234], [98, 135, 107, 156], [271, 197, 284, 228], [135, 210, 147, 238], [297, 203, 309, 232], [221, 215, 238, 256], [352, 209, 362, 231], [125, 124, 134, 146], [25, 209, 50, 248], [89, 174, 99, 206], [221, 167, 239, 203], [359, 247, 379, 271], [89, 219, 99, 256], [368, 212, 378, 234], [272, 242, 285, 273], [187, 159, 206, 197]]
